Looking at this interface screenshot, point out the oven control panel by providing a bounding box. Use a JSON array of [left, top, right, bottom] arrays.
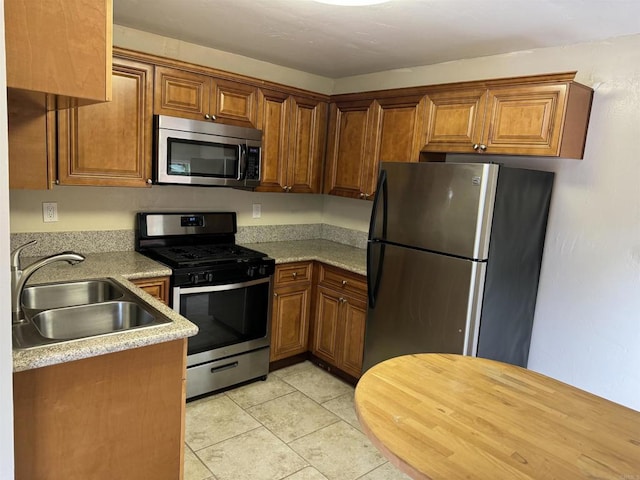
[[174, 260, 275, 287]]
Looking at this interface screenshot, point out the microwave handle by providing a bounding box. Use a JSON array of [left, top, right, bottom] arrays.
[[238, 144, 247, 181]]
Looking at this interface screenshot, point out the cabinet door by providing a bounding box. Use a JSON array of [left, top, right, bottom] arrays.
[[211, 78, 258, 128], [5, 0, 112, 103], [340, 293, 367, 378], [312, 286, 342, 365], [154, 66, 213, 121], [57, 58, 153, 187], [257, 89, 290, 192], [270, 284, 311, 361], [324, 99, 377, 199], [288, 96, 328, 193], [423, 89, 487, 153], [7, 90, 56, 190], [482, 84, 568, 155], [376, 95, 428, 163]]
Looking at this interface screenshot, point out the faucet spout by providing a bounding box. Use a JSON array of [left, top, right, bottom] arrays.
[[11, 241, 85, 324]]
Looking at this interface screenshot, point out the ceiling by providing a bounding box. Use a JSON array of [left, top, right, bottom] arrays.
[[113, 0, 640, 78]]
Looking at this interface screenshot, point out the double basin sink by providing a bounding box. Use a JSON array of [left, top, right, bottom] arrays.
[[13, 278, 171, 349]]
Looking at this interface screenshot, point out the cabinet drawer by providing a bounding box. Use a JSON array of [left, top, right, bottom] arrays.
[[274, 262, 313, 285], [318, 264, 367, 297]]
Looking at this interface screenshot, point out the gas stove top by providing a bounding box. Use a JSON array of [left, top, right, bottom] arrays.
[[145, 243, 268, 269], [135, 212, 275, 287]]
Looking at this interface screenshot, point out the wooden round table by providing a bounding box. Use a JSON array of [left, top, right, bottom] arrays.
[[354, 354, 640, 479]]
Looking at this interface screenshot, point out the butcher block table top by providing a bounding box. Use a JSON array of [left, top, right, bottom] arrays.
[[354, 354, 640, 479]]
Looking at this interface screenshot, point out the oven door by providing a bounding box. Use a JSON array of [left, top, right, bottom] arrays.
[[173, 277, 272, 367], [157, 128, 247, 187]]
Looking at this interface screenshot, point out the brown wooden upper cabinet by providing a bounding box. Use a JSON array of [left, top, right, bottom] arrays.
[[154, 66, 258, 128], [4, 0, 112, 105], [257, 89, 328, 193], [422, 73, 593, 159], [57, 56, 154, 187], [324, 93, 428, 200]]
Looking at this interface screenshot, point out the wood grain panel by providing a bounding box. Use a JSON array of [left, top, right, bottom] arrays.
[[4, 0, 112, 102], [154, 65, 211, 119], [14, 339, 187, 480], [7, 90, 54, 189], [484, 84, 567, 155], [275, 262, 313, 285], [340, 294, 367, 378], [212, 79, 258, 127], [324, 100, 376, 198], [376, 95, 428, 164], [423, 89, 487, 153], [131, 276, 170, 305], [312, 286, 341, 365], [57, 58, 153, 187], [355, 354, 640, 480], [271, 285, 311, 361], [288, 96, 327, 193], [256, 89, 289, 192]]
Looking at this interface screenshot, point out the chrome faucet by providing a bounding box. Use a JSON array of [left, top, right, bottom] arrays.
[[11, 240, 85, 323]]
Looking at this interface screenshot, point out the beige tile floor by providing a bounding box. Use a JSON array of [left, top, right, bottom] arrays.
[[184, 361, 412, 480]]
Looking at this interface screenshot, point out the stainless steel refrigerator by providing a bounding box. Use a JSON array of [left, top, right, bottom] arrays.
[[363, 162, 554, 371]]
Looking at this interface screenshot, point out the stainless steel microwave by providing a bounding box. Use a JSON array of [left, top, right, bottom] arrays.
[[154, 115, 262, 188]]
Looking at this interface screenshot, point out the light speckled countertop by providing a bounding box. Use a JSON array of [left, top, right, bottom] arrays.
[[13, 242, 366, 372], [241, 239, 367, 276], [13, 252, 197, 373]]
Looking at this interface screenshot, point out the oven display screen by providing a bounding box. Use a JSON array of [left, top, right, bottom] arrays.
[[181, 215, 204, 227]]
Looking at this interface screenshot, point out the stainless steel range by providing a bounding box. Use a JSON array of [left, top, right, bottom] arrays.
[[135, 212, 275, 399]]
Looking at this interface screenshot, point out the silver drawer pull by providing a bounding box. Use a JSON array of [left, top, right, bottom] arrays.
[[211, 361, 239, 373]]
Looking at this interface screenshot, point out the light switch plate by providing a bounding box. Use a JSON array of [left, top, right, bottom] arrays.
[[252, 203, 261, 219]]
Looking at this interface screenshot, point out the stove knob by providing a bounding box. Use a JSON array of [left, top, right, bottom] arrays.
[[258, 265, 266, 276], [205, 272, 214, 282], [247, 266, 256, 277], [189, 273, 200, 285]]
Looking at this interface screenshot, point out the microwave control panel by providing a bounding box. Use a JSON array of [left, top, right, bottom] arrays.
[[246, 146, 260, 181]]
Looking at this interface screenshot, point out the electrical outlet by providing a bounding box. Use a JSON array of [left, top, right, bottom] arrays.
[[42, 202, 58, 222], [252, 203, 261, 219]]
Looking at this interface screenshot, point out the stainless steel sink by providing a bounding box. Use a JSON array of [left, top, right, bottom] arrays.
[[22, 279, 125, 310], [31, 301, 158, 340], [13, 278, 172, 349]]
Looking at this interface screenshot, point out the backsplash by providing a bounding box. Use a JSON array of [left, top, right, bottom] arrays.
[[10, 224, 367, 257]]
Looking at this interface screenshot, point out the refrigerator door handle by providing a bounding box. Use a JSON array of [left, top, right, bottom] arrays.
[[367, 169, 388, 308]]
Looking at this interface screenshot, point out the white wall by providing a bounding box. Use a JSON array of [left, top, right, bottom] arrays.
[[10, 186, 323, 232], [330, 35, 640, 410], [0, 0, 16, 476]]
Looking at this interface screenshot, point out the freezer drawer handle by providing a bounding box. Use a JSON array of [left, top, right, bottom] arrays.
[[211, 362, 239, 374]]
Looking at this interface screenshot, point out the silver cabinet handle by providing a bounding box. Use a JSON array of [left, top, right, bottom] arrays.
[[292, 272, 297, 279], [341, 280, 347, 286], [146, 179, 152, 184], [274, 292, 278, 297], [479, 144, 487, 151], [204, 114, 210, 120]]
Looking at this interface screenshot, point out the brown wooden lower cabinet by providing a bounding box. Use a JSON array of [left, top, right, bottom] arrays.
[[13, 339, 187, 480], [312, 284, 367, 379], [270, 262, 313, 362], [131, 276, 170, 305], [269, 261, 367, 379]]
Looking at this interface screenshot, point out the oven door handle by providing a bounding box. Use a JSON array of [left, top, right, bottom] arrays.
[[175, 276, 271, 295]]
